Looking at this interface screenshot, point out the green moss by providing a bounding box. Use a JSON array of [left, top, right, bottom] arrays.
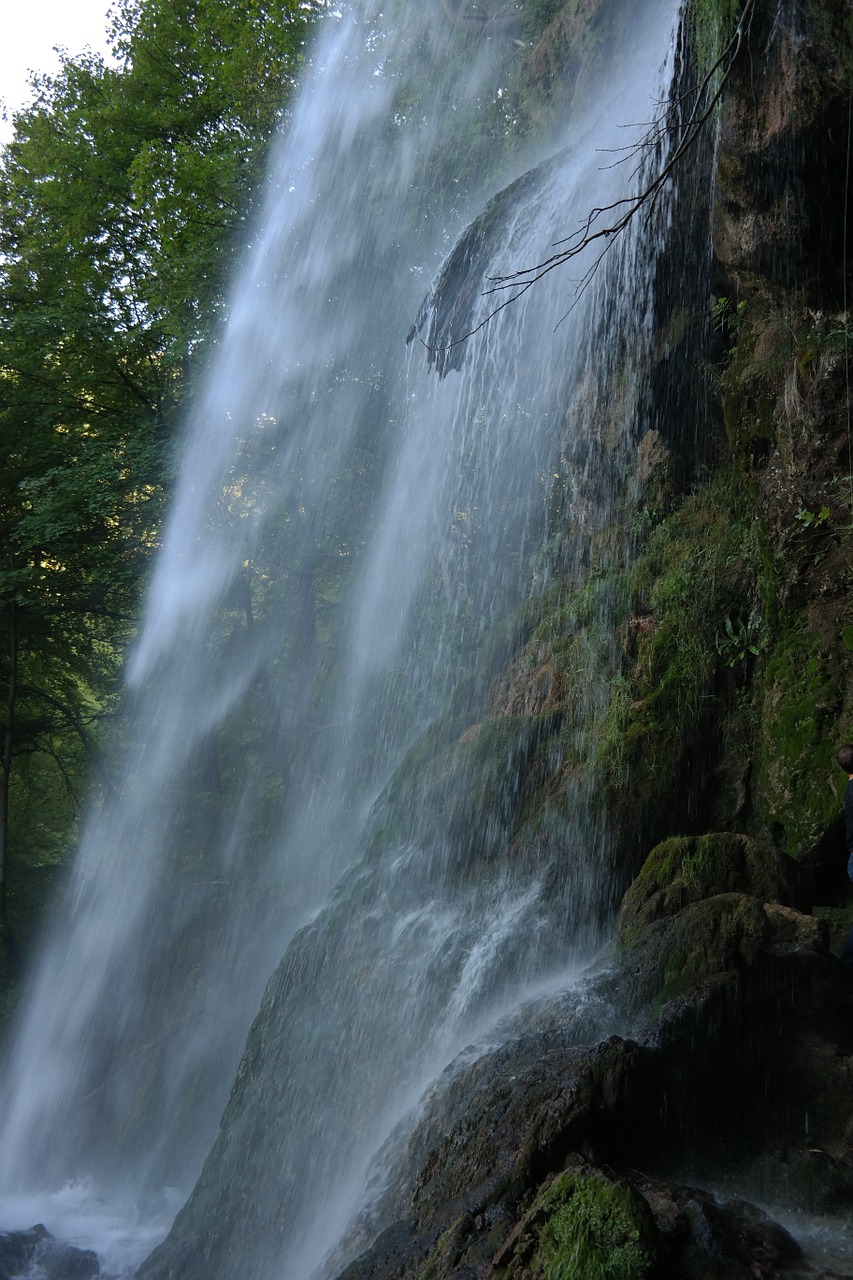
[[660, 947, 690, 1003], [754, 623, 842, 856], [497, 1169, 657, 1280], [417, 1215, 473, 1280], [478, 463, 773, 862], [618, 832, 799, 941], [537, 1172, 656, 1280], [653, 894, 769, 1003], [593, 468, 764, 823], [615, 889, 772, 1012], [688, 0, 741, 79]]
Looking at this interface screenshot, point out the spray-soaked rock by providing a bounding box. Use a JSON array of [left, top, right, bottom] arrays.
[[618, 833, 808, 940], [0, 1226, 100, 1280]]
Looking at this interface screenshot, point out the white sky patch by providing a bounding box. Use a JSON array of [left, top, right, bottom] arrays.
[[0, 0, 116, 145]]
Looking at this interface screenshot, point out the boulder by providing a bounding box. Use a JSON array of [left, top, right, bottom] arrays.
[[0, 1226, 100, 1280], [489, 1161, 660, 1280], [618, 833, 804, 941], [0, 1225, 51, 1280], [632, 1178, 803, 1280], [619, 891, 773, 1008]]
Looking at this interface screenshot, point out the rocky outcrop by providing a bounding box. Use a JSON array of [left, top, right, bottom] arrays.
[[0, 1225, 100, 1280], [713, 0, 851, 310], [330, 850, 852, 1278], [617, 833, 807, 937], [488, 1168, 807, 1280], [711, 0, 853, 862]]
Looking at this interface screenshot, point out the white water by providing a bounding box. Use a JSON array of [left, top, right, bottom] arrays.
[[0, 1, 682, 1276]]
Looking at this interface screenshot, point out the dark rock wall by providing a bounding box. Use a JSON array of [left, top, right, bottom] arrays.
[[712, 0, 853, 865]]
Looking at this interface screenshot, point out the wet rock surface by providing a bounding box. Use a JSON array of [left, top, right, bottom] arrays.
[[0, 1226, 100, 1280], [617, 833, 808, 938], [332, 903, 853, 1279]]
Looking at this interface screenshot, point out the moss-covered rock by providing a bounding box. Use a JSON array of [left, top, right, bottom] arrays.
[[617, 832, 803, 941], [416, 1216, 476, 1280], [753, 623, 845, 857], [493, 1166, 659, 1280], [620, 892, 772, 1007], [588, 467, 769, 860]]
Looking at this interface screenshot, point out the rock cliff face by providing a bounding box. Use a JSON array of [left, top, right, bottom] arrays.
[[318, 2, 853, 1277]]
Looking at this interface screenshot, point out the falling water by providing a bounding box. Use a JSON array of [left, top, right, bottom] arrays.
[[0, 0, 686, 1275]]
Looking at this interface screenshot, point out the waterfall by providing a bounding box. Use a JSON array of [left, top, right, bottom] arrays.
[[0, 0, 685, 1275]]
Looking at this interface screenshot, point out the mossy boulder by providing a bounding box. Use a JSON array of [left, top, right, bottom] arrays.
[[492, 1165, 659, 1280], [620, 892, 772, 1008], [619, 888, 829, 1016], [618, 833, 803, 941]]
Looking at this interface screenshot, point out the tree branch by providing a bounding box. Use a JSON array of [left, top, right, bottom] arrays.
[[423, 0, 756, 360]]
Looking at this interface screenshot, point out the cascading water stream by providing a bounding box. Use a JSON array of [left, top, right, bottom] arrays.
[[0, 0, 686, 1275]]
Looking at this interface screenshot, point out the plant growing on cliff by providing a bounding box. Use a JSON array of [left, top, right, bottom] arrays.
[[588, 465, 769, 845], [712, 294, 747, 343], [715, 610, 767, 666], [689, 0, 742, 80]]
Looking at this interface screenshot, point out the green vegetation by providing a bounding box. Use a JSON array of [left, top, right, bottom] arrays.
[[688, 0, 743, 79], [537, 1173, 656, 1280], [715, 611, 767, 666], [493, 293, 850, 873], [495, 1169, 658, 1280], [754, 624, 842, 854], [590, 467, 765, 821]]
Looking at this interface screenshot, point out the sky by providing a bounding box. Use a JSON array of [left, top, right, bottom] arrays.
[[0, 0, 115, 145]]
